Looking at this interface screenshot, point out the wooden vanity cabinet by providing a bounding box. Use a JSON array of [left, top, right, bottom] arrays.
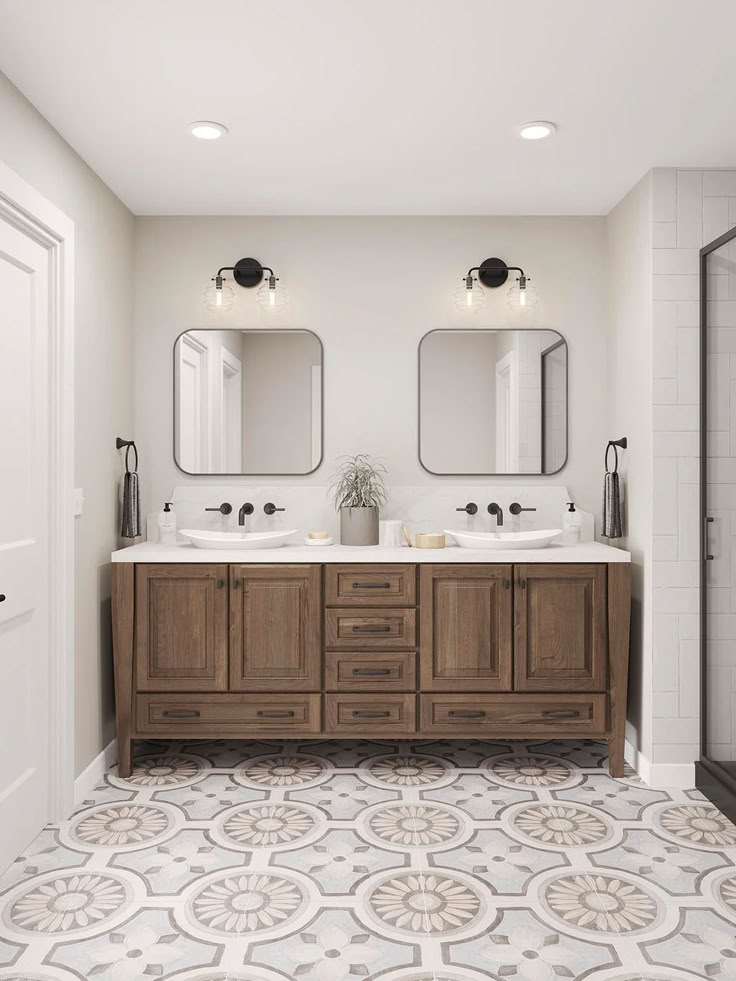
[[112, 559, 631, 779]]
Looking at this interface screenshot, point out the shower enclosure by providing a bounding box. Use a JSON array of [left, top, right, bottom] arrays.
[[696, 225, 736, 819]]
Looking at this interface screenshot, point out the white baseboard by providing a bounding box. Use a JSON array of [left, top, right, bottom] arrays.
[[74, 738, 117, 807], [625, 739, 696, 789]]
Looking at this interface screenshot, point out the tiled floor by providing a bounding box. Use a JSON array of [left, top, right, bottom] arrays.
[[1, 739, 735, 981]]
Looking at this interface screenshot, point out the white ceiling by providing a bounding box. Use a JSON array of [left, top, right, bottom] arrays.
[[2, 0, 736, 216]]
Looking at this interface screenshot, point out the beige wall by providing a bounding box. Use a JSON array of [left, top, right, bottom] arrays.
[[0, 73, 135, 777], [134, 215, 608, 519]]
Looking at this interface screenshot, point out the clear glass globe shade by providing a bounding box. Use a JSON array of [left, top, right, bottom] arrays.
[[256, 282, 289, 312], [203, 282, 235, 311], [507, 282, 540, 313], [454, 281, 486, 313]]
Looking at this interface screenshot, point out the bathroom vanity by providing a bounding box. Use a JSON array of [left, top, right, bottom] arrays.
[[111, 542, 631, 777]]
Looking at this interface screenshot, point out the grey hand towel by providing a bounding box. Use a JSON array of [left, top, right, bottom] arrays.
[[121, 469, 140, 539], [602, 470, 623, 539]]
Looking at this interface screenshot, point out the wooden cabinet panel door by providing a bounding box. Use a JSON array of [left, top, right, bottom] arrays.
[[419, 565, 513, 691], [230, 565, 321, 691], [135, 564, 228, 691], [514, 564, 607, 691]]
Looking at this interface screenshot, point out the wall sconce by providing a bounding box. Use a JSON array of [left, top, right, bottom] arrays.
[[203, 257, 288, 313], [455, 257, 539, 315]]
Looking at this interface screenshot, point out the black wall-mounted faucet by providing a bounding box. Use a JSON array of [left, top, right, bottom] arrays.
[[238, 503, 254, 526], [264, 502, 285, 515], [509, 503, 537, 516], [488, 503, 504, 527], [205, 502, 232, 515], [456, 503, 478, 515]]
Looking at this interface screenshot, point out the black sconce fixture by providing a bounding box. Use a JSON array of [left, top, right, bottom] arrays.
[[456, 257, 539, 314], [204, 257, 288, 312]]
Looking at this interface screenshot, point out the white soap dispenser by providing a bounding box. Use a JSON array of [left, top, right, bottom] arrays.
[[562, 502, 581, 545], [158, 502, 177, 545]]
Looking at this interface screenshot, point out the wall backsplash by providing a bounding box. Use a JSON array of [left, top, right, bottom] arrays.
[[134, 216, 608, 527]]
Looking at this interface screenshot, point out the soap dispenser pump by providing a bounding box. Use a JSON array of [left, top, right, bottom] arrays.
[[158, 502, 177, 545], [562, 502, 581, 545]]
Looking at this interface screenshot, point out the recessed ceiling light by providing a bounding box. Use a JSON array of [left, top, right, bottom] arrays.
[[189, 121, 228, 140], [518, 121, 556, 140]]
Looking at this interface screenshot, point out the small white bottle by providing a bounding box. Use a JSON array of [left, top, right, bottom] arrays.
[[562, 502, 581, 545], [158, 502, 177, 545]]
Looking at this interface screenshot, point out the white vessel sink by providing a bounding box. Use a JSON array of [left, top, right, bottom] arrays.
[[445, 528, 562, 550], [179, 529, 297, 550]]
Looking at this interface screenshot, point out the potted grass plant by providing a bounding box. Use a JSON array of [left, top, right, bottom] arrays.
[[330, 454, 388, 546]]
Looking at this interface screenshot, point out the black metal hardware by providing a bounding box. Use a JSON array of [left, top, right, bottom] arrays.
[[214, 257, 273, 290], [449, 710, 486, 718], [352, 710, 391, 718], [705, 516, 715, 560], [257, 710, 295, 718], [352, 624, 392, 633], [520, 578, 527, 589], [509, 503, 537, 516], [116, 437, 138, 473], [465, 258, 525, 289], [503, 579, 510, 590], [456, 503, 478, 515], [488, 503, 504, 527], [0, 594, 5, 602], [542, 710, 580, 719], [205, 502, 232, 515], [163, 710, 200, 719], [264, 502, 285, 515], [232, 579, 239, 589], [352, 582, 391, 589], [605, 437, 628, 472], [216, 580, 224, 589], [352, 668, 392, 676], [238, 503, 254, 526]]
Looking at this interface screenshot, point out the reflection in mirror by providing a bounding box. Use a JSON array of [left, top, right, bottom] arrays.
[[419, 329, 567, 475], [174, 329, 323, 475]]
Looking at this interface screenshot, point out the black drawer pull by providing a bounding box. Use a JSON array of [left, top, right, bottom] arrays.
[[352, 668, 392, 676], [216, 579, 224, 589], [542, 710, 580, 719], [162, 710, 200, 719], [352, 710, 391, 718], [352, 624, 392, 633], [520, 578, 527, 589], [449, 710, 486, 719], [503, 579, 510, 590], [352, 582, 391, 589], [257, 710, 295, 718]]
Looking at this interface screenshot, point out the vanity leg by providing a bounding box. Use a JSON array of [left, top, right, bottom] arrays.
[[112, 563, 135, 780], [607, 563, 632, 779]]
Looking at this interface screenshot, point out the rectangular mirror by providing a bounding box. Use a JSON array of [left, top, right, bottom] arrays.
[[418, 328, 568, 475], [174, 328, 323, 475]]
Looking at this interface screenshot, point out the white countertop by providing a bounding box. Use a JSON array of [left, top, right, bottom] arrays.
[[111, 541, 630, 564]]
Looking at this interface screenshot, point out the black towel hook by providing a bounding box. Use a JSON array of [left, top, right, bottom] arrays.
[[116, 436, 138, 474], [605, 436, 627, 474]]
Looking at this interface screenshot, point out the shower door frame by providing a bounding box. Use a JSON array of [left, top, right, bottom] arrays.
[[695, 223, 736, 822]]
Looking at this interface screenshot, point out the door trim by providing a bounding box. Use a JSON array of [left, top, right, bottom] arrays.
[[0, 161, 75, 821]]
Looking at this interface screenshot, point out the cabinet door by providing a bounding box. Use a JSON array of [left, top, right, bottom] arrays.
[[230, 564, 321, 691], [135, 564, 228, 691], [514, 564, 607, 691], [419, 565, 513, 691]]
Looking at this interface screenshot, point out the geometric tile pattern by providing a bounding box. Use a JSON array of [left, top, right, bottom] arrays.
[[0, 737, 735, 980]]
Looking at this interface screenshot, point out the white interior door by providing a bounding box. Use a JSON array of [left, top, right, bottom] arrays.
[[495, 350, 519, 473], [176, 333, 209, 472], [0, 215, 51, 871], [219, 347, 242, 472]]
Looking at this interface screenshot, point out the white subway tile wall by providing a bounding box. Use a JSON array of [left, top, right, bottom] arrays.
[[651, 168, 736, 767]]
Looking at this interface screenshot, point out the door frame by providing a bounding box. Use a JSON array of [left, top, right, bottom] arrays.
[[0, 161, 75, 820]]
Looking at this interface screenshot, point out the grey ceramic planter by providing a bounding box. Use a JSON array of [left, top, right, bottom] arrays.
[[340, 506, 379, 545]]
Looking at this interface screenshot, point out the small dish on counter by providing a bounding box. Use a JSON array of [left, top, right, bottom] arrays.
[[304, 534, 334, 546]]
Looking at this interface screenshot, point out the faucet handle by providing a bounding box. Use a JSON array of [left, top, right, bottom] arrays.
[[264, 502, 285, 515], [456, 503, 478, 515], [205, 502, 232, 515], [509, 502, 537, 515]]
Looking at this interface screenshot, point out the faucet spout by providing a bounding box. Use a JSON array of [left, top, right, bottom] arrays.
[[238, 503, 254, 527], [488, 503, 504, 528]]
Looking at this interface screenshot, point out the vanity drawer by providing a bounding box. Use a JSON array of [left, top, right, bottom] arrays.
[[419, 693, 607, 736], [325, 608, 416, 649], [325, 694, 416, 733], [136, 693, 322, 736], [325, 565, 416, 607], [325, 652, 416, 691]]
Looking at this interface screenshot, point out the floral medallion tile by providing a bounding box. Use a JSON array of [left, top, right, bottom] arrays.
[[0, 831, 90, 897], [287, 772, 399, 819], [216, 802, 319, 849], [274, 828, 406, 894], [553, 773, 670, 820], [412, 740, 511, 768], [422, 772, 537, 819], [111, 829, 250, 895], [506, 802, 615, 849], [641, 907, 736, 978], [361, 802, 469, 850], [487, 754, 577, 790], [247, 907, 417, 979], [71, 782, 135, 813], [591, 829, 729, 897], [186, 739, 284, 767], [384, 972, 489, 981], [47, 907, 222, 981], [0, 938, 25, 973], [152, 774, 268, 821], [539, 871, 665, 937], [363, 754, 451, 788], [297, 739, 399, 765], [184, 870, 310, 937], [68, 802, 177, 849], [234, 755, 329, 790], [434, 829, 565, 895], [446, 906, 620, 981], [361, 870, 487, 938], [715, 870, 736, 920], [654, 803, 736, 849], [111, 754, 209, 789], [2, 871, 134, 937], [526, 738, 611, 769]]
